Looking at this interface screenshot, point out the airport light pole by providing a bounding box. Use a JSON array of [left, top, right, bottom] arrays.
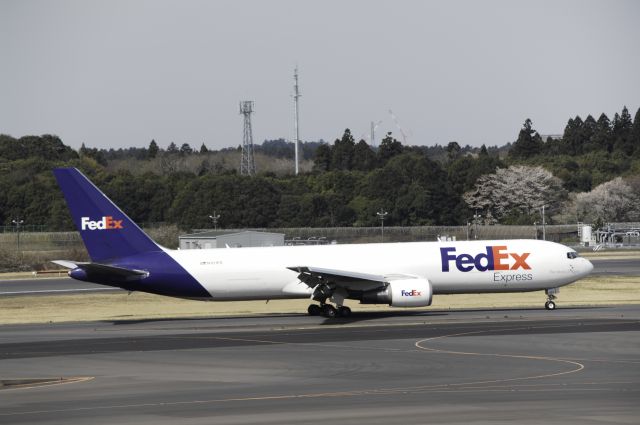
[[377, 210, 388, 243], [12, 218, 24, 251], [541, 205, 546, 241], [473, 210, 481, 240], [209, 212, 221, 230]]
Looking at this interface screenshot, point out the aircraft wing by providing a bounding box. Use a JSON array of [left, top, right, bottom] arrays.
[[287, 266, 418, 289]]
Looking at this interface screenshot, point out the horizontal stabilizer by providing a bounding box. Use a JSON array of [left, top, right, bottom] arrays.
[[52, 260, 82, 269], [52, 260, 149, 281]]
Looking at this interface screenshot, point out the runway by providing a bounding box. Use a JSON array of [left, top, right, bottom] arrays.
[[1, 257, 637, 297], [1, 306, 639, 424]]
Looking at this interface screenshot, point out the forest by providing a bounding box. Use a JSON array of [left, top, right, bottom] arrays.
[[1, 106, 639, 232]]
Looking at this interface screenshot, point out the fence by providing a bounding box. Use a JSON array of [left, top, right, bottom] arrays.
[[190, 224, 582, 245], [0, 231, 83, 253], [0, 224, 589, 255], [0, 225, 47, 233]]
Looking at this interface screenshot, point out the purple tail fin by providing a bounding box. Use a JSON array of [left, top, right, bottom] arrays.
[[54, 168, 161, 262]]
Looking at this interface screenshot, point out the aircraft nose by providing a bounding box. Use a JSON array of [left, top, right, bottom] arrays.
[[582, 258, 594, 275]]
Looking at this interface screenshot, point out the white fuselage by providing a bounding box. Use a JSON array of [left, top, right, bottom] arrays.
[[167, 239, 593, 301]]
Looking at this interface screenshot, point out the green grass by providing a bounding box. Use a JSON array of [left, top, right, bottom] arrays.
[[1, 275, 638, 325]]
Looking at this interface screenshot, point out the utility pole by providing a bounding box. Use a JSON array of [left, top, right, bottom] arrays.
[[293, 67, 301, 175], [239, 101, 256, 176], [377, 210, 388, 243], [12, 218, 24, 251]]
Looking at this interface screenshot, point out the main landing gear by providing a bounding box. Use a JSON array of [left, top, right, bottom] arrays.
[[544, 288, 559, 310], [307, 283, 351, 318], [307, 303, 352, 318]]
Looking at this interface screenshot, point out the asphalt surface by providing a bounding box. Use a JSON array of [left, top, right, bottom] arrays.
[[0, 278, 121, 296], [589, 257, 640, 276], [0, 258, 637, 297], [0, 306, 639, 424]]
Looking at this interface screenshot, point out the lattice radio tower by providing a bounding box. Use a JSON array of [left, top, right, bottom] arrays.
[[239, 101, 256, 176]]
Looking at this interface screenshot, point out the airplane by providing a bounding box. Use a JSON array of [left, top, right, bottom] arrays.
[[52, 167, 594, 318]]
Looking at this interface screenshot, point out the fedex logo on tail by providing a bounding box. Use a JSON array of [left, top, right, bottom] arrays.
[[440, 246, 530, 272], [81, 216, 124, 231]]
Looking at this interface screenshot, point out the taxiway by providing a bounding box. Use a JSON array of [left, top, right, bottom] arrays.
[[1, 306, 638, 424]]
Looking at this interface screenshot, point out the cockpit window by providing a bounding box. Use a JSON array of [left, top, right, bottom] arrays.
[[567, 252, 578, 259]]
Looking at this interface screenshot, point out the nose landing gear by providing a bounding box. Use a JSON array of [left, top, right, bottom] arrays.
[[544, 288, 559, 310]]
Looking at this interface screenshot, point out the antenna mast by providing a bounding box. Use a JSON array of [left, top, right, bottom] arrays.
[[371, 121, 375, 147], [293, 67, 301, 175], [239, 101, 256, 176], [370, 120, 382, 147]]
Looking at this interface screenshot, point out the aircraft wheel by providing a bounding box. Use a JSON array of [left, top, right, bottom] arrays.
[[338, 306, 352, 318], [545, 301, 556, 310], [322, 304, 337, 318], [308, 304, 322, 316]]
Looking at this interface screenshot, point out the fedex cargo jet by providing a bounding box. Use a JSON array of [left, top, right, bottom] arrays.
[[53, 168, 593, 318]]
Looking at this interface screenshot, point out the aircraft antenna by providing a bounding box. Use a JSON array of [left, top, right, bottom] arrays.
[[239, 101, 256, 176]]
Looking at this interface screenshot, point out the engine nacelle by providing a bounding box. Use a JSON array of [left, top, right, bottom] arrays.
[[361, 278, 432, 307]]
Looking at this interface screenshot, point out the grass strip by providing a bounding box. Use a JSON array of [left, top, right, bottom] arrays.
[[1, 275, 638, 325]]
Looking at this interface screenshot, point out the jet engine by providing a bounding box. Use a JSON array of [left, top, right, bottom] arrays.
[[360, 278, 432, 307]]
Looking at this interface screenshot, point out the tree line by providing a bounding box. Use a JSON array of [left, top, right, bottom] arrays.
[[1, 105, 639, 231]]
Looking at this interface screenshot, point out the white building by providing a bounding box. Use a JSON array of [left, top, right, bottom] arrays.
[[179, 230, 285, 250]]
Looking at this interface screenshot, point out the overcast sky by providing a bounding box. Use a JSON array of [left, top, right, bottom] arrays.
[[1, 0, 639, 150]]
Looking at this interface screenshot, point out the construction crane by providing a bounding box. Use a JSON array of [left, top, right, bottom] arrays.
[[388, 109, 409, 144]]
